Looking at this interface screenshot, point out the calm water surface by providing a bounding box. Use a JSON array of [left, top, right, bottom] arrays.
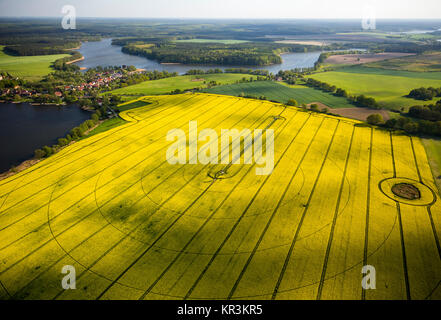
[[0, 103, 90, 172], [75, 39, 322, 74]]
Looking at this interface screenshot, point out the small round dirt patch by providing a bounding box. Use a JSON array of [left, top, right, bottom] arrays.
[[392, 183, 421, 200]]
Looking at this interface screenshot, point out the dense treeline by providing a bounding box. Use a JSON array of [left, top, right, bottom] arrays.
[[408, 87, 441, 101], [185, 68, 270, 77], [122, 44, 280, 66], [367, 101, 441, 137], [351, 95, 380, 109], [409, 102, 441, 121], [121, 42, 318, 66], [3, 40, 81, 56], [305, 78, 380, 109], [52, 52, 83, 71], [305, 78, 337, 93]]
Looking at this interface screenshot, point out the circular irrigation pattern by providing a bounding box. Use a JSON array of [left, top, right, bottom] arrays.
[[379, 177, 436, 206], [41, 108, 441, 300]]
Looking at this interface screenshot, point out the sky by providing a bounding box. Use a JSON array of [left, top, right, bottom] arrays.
[[0, 0, 440, 19]]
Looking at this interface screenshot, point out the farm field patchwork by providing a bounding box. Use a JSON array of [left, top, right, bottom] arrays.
[[0, 93, 440, 300], [0, 46, 69, 80], [365, 52, 441, 72], [108, 73, 257, 99], [308, 66, 441, 110], [204, 81, 355, 108], [324, 53, 415, 66]]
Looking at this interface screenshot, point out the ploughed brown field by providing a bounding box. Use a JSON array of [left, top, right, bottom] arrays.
[[328, 108, 391, 122], [325, 53, 415, 66]]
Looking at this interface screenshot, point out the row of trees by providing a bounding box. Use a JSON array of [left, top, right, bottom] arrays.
[[408, 87, 441, 101], [408, 101, 441, 121], [304, 78, 380, 109], [351, 95, 380, 109], [365, 101, 441, 137], [305, 78, 337, 93], [382, 117, 441, 136], [33, 99, 114, 159], [185, 68, 271, 77]]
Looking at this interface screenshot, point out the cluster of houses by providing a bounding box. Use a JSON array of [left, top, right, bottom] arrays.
[[1, 69, 135, 100], [1, 86, 36, 98], [62, 70, 128, 93]]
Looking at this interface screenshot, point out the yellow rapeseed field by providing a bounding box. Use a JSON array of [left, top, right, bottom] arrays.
[[0, 93, 440, 300]]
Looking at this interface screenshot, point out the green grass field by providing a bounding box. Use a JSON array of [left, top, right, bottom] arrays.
[[109, 74, 257, 98], [1, 93, 440, 300], [365, 52, 441, 72], [80, 118, 127, 140], [308, 66, 441, 110], [204, 81, 355, 108], [0, 46, 69, 80], [422, 138, 441, 194]]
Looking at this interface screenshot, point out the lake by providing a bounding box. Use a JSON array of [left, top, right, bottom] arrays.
[[75, 39, 322, 74], [0, 103, 91, 173]]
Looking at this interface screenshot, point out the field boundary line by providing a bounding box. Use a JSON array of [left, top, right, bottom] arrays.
[[11, 221, 111, 299], [95, 180, 217, 300], [409, 137, 441, 299], [390, 133, 411, 300], [316, 126, 356, 300], [48, 102, 281, 299], [0, 98, 262, 275], [95, 101, 276, 244], [184, 114, 319, 300], [0, 96, 239, 232], [0, 279, 11, 298], [362, 128, 373, 300], [0, 95, 206, 208], [0, 94, 192, 189], [136, 111, 300, 300], [271, 119, 341, 300], [410, 137, 441, 259], [227, 117, 334, 299]]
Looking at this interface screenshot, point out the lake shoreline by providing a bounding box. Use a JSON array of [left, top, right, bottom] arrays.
[[0, 102, 91, 173], [74, 39, 322, 74]]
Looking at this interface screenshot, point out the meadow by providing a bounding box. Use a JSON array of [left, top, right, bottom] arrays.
[[0, 46, 69, 80], [308, 66, 441, 110], [365, 52, 441, 72], [422, 138, 441, 193], [0, 93, 440, 300], [109, 73, 257, 99], [204, 81, 355, 108]]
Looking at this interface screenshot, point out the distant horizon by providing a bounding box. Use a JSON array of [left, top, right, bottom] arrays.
[[1, 17, 441, 22], [1, 0, 440, 19]]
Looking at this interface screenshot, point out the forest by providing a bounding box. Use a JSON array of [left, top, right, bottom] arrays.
[[120, 41, 319, 66]]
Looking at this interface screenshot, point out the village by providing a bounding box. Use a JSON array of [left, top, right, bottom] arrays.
[[0, 67, 146, 103]]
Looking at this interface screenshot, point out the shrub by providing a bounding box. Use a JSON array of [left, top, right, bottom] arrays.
[[403, 122, 420, 134], [367, 114, 384, 125], [91, 113, 99, 122], [42, 146, 53, 157], [34, 149, 46, 159], [58, 138, 69, 147]]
